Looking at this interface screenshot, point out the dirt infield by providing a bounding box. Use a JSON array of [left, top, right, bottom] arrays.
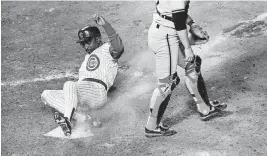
[[2, 1, 267, 156]]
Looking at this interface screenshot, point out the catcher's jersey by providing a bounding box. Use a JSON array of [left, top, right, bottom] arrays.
[[78, 43, 118, 90], [153, 0, 190, 29]]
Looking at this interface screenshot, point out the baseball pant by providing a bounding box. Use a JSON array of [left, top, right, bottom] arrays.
[[41, 80, 107, 120], [148, 21, 186, 79]]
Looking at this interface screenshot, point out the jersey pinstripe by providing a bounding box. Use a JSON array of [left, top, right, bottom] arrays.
[[79, 43, 118, 90], [41, 80, 107, 118]]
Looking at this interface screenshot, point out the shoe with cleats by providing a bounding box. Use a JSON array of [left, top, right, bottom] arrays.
[[209, 100, 227, 111], [145, 126, 177, 138], [159, 122, 170, 131], [54, 112, 72, 136], [199, 100, 227, 121]]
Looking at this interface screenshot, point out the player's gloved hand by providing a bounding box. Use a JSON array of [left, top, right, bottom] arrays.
[[189, 24, 209, 45], [93, 14, 106, 26], [185, 47, 195, 62]]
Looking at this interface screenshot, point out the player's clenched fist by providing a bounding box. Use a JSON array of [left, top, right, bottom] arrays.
[[185, 47, 195, 62], [93, 14, 106, 26]]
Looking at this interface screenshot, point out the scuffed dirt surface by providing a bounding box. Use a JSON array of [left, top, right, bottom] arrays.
[[1, 1, 267, 156]]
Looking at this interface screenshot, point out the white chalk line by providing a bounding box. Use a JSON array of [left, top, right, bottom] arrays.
[[1, 68, 135, 86], [1, 72, 79, 86]]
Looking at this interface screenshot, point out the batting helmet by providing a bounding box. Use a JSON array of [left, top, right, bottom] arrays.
[[76, 25, 101, 43]]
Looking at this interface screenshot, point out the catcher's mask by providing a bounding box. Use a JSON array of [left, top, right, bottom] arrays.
[[76, 26, 101, 46]]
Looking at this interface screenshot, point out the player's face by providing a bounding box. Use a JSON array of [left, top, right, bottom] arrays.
[[80, 37, 100, 54]]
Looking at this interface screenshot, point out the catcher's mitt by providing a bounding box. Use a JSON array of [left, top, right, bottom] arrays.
[[188, 24, 209, 45]]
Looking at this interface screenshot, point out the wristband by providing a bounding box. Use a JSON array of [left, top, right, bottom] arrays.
[[188, 20, 195, 26]]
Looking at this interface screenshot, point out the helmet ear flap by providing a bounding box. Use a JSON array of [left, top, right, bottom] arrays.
[[78, 31, 84, 39], [95, 36, 102, 44], [76, 26, 101, 43]]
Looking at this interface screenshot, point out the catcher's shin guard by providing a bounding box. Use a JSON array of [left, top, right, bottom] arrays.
[[146, 73, 180, 130], [157, 94, 171, 125], [185, 56, 210, 115], [185, 56, 227, 117], [197, 74, 210, 105]]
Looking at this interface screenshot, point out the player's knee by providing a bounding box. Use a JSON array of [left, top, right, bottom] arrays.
[[185, 55, 202, 81], [158, 72, 180, 93], [63, 81, 76, 90], [41, 90, 48, 104], [41, 90, 47, 97], [64, 81, 74, 86]]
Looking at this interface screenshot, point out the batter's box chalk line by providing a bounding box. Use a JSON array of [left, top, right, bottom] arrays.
[[1, 72, 78, 86]]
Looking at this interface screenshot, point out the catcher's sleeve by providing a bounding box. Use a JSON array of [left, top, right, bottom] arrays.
[[172, 12, 187, 31], [169, 1, 188, 31]]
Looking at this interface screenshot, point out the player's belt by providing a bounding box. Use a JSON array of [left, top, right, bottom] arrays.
[[156, 7, 172, 21], [83, 78, 108, 90]]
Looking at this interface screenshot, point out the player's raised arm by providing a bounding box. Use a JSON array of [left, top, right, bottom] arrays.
[[93, 14, 124, 59]]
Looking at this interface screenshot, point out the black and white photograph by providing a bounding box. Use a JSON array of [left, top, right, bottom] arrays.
[[1, 0, 267, 155]]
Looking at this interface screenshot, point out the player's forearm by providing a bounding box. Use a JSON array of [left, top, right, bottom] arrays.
[[177, 29, 191, 49], [186, 15, 194, 26], [102, 22, 124, 53]]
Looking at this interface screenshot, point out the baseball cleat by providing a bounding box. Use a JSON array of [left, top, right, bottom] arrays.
[[199, 106, 222, 121], [54, 112, 72, 136], [159, 122, 170, 131], [209, 100, 227, 111], [145, 127, 177, 138]]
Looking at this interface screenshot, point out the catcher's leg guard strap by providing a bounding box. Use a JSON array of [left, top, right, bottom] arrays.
[[146, 73, 180, 129], [185, 55, 201, 80]]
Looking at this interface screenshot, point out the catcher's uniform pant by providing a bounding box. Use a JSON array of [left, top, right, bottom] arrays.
[[146, 21, 185, 130], [148, 22, 186, 78], [146, 21, 210, 130], [41, 80, 107, 120]]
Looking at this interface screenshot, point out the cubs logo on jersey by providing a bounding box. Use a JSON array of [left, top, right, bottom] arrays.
[[86, 54, 100, 71], [78, 43, 118, 90]]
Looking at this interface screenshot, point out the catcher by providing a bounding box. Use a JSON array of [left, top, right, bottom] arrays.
[[145, 0, 227, 137], [41, 14, 124, 136]]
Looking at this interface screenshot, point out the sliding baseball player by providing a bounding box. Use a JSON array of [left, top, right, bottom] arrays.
[[41, 14, 124, 136]]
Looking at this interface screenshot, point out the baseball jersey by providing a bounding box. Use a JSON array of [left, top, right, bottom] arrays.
[[153, 0, 190, 29], [78, 43, 118, 90]]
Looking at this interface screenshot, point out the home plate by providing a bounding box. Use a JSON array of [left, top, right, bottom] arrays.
[[44, 126, 94, 139]]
